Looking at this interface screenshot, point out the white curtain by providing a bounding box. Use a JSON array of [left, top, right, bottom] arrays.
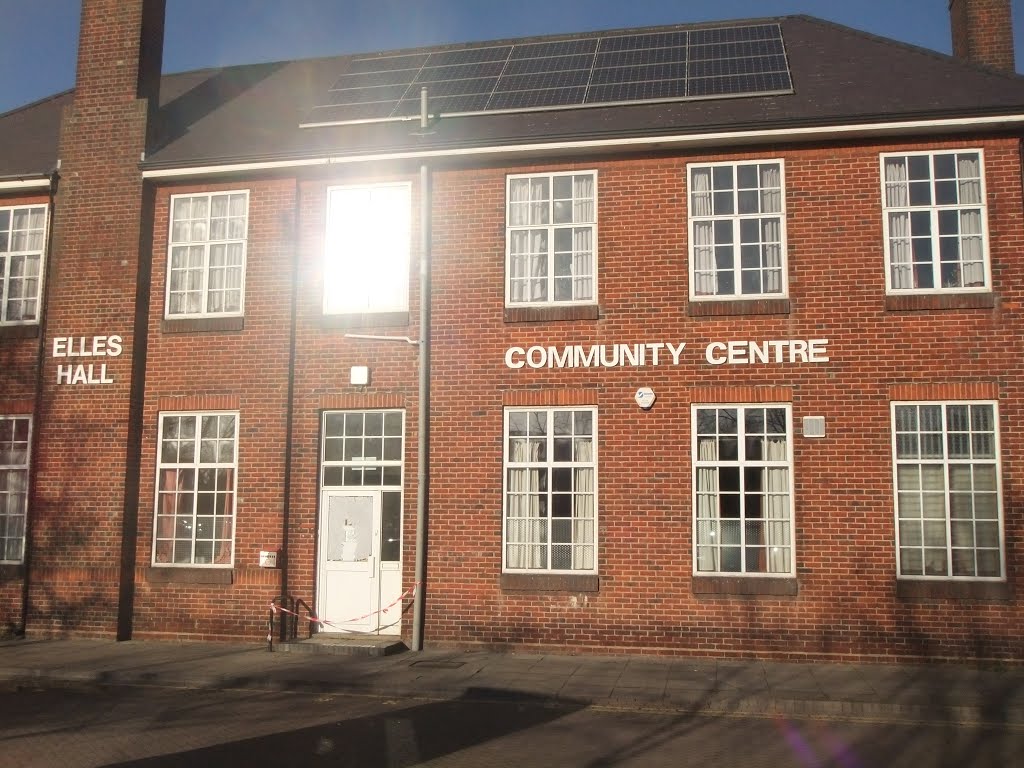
[[695, 434, 718, 571], [759, 164, 781, 213], [509, 179, 549, 303], [572, 438, 594, 570], [690, 169, 716, 296], [506, 440, 544, 569], [762, 218, 782, 293], [957, 154, 985, 287], [885, 159, 912, 289], [764, 435, 790, 573]]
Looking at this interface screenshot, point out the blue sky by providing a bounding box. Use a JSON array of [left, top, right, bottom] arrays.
[[0, 0, 1021, 114]]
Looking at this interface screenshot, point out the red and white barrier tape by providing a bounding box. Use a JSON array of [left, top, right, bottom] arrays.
[[271, 582, 418, 630]]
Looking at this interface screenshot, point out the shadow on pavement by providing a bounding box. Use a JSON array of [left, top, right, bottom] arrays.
[[100, 687, 585, 768]]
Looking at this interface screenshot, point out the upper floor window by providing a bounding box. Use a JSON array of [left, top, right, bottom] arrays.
[[504, 407, 597, 573], [892, 402, 1003, 579], [506, 171, 596, 306], [688, 161, 786, 300], [882, 151, 988, 293], [324, 183, 411, 315], [0, 416, 30, 563], [153, 412, 238, 566], [166, 191, 248, 318], [0, 205, 47, 325], [693, 404, 793, 576]]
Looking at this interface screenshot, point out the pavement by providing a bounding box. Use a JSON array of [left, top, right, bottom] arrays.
[[1, 636, 1022, 727]]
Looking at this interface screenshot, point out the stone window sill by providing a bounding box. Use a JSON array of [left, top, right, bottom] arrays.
[[688, 298, 790, 317], [0, 324, 40, 339], [146, 567, 234, 585], [896, 579, 1010, 600], [162, 316, 244, 333], [0, 563, 26, 581], [885, 293, 995, 312], [692, 575, 798, 596], [500, 573, 600, 592], [504, 305, 599, 323], [321, 312, 410, 330]]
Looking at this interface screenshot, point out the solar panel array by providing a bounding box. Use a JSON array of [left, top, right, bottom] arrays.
[[303, 23, 792, 126]]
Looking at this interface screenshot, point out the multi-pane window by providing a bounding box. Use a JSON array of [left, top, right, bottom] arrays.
[[506, 171, 596, 306], [882, 150, 987, 292], [322, 410, 404, 562], [693, 405, 793, 575], [324, 183, 411, 314], [892, 402, 1003, 579], [689, 161, 785, 299], [504, 408, 596, 573], [153, 412, 238, 566], [166, 191, 248, 317], [0, 205, 47, 324], [0, 416, 30, 563]]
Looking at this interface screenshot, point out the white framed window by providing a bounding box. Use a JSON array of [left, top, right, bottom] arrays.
[[0, 205, 47, 325], [0, 416, 31, 563], [693, 404, 793, 575], [324, 183, 411, 314], [153, 412, 238, 566], [322, 410, 404, 562], [166, 191, 248, 317], [506, 171, 597, 306], [892, 402, 1003, 579], [688, 160, 786, 299], [503, 407, 597, 573], [881, 150, 988, 293]]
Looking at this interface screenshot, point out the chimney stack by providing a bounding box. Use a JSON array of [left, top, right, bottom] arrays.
[[949, 0, 1015, 72]]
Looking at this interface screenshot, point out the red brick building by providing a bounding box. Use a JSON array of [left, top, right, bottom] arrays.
[[1, 0, 1022, 662]]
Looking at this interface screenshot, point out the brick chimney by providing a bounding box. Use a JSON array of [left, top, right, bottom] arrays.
[[29, 0, 165, 639], [949, 0, 1015, 72]]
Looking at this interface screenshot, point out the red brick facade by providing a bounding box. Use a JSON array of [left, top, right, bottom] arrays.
[[1, 1, 1022, 662], [951, 0, 1016, 72]]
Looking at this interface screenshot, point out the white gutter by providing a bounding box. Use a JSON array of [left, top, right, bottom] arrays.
[[0, 177, 52, 191], [141, 113, 1024, 180]]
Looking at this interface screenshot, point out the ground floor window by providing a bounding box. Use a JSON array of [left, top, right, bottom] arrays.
[[892, 401, 1003, 579], [693, 404, 793, 575], [0, 416, 30, 563], [503, 407, 597, 573], [321, 410, 404, 561], [153, 412, 238, 566]]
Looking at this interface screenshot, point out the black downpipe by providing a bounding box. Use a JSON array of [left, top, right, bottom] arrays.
[[116, 182, 155, 641], [20, 171, 60, 636], [278, 179, 302, 637]]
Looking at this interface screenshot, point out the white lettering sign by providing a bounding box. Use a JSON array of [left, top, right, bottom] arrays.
[[52, 335, 122, 385], [505, 339, 829, 369]]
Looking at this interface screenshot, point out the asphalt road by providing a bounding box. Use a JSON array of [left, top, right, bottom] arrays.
[[1, 682, 1021, 768]]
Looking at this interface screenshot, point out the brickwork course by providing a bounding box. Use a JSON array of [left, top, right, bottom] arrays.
[[0, 0, 1022, 664]]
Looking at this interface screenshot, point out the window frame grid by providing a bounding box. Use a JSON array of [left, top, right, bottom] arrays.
[[164, 190, 249, 319], [152, 411, 239, 568], [323, 181, 412, 316], [890, 400, 1005, 581], [505, 170, 599, 308], [0, 204, 48, 326], [0, 415, 31, 564], [502, 406, 599, 575], [320, 409, 406, 489], [691, 403, 795, 577], [879, 149, 990, 295], [687, 159, 789, 302]]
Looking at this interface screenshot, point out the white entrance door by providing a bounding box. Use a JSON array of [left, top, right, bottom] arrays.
[[317, 490, 382, 633]]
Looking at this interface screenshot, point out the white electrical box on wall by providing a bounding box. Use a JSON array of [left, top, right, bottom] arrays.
[[350, 366, 370, 386], [803, 416, 826, 438], [259, 550, 278, 568]]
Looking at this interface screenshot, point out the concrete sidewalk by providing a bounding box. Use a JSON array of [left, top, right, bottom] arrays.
[[1, 638, 1021, 726]]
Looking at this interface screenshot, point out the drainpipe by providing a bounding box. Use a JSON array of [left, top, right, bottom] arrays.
[[412, 87, 431, 651]]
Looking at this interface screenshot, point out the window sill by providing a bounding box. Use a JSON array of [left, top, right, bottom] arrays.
[[0, 563, 26, 580], [688, 298, 790, 317], [162, 316, 244, 333], [321, 312, 410, 330], [885, 293, 995, 312], [0, 324, 40, 339], [504, 305, 600, 323], [691, 575, 798, 596], [500, 573, 600, 592], [146, 567, 234, 585], [896, 579, 1010, 600]]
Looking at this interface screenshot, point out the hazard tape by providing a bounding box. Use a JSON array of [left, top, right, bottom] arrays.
[[271, 582, 418, 630]]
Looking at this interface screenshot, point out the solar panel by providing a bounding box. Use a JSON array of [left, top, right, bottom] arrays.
[[303, 22, 793, 127]]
